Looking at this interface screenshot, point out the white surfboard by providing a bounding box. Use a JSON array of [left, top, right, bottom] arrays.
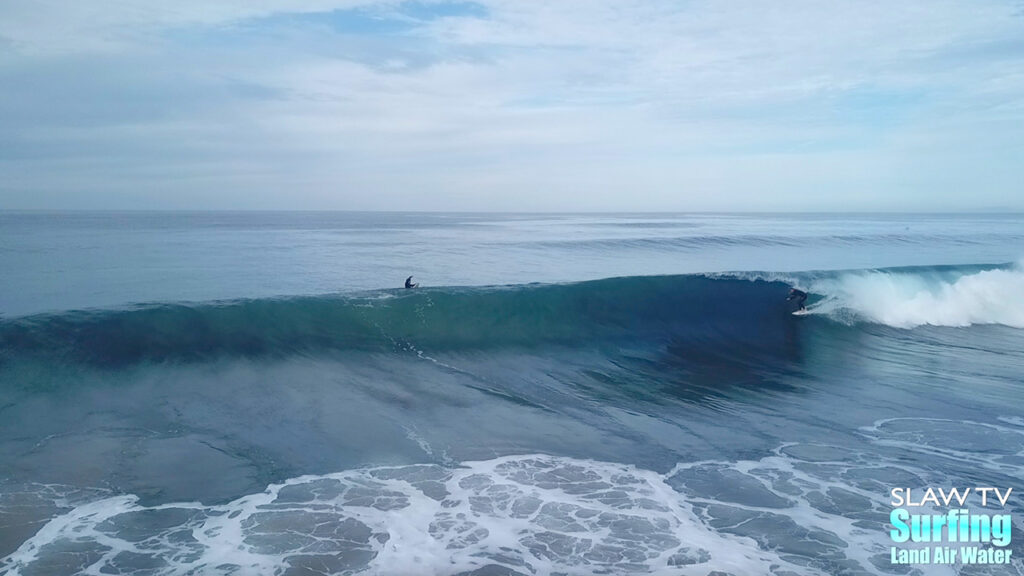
[[792, 309, 811, 316]]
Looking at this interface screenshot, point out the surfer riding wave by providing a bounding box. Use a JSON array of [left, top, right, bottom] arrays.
[[787, 288, 807, 311]]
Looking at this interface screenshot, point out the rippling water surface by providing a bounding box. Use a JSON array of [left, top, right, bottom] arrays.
[[1, 212, 1022, 575]]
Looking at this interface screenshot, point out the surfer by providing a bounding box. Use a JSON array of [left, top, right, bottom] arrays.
[[405, 275, 418, 289], [787, 288, 808, 311]]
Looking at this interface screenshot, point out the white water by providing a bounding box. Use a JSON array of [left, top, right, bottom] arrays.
[[4, 418, 1023, 576], [809, 265, 1024, 328]]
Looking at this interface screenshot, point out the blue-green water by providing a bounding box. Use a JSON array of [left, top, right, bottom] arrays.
[[1, 212, 1023, 575]]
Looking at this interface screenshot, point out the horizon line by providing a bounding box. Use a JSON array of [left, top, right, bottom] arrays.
[[4, 208, 1024, 216]]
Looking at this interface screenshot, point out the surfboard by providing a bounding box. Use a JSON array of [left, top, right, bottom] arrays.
[[792, 309, 811, 316]]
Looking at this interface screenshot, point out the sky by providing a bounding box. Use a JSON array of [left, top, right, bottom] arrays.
[[0, 0, 1022, 211]]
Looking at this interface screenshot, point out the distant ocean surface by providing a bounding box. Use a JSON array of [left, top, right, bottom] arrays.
[[1, 212, 1023, 575]]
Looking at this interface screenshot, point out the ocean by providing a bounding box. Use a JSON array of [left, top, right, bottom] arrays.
[[0, 211, 1022, 576]]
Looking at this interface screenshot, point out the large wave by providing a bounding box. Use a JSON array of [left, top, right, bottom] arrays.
[[1, 264, 1019, 368], [0, 276, 792, 368]]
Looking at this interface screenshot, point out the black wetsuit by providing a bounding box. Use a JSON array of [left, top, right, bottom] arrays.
[[405, 276, 417, 289], [787, 288, 808, 310]]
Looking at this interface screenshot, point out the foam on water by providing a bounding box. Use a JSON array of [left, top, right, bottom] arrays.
[[808, 265, 1024, 329], [0, 458, 787, 576], [4, 418, 1022, 576]]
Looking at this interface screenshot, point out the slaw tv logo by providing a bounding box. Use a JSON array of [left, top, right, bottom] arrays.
[[889, 487, 1014, 565]]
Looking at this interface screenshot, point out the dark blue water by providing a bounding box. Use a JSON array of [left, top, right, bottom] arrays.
[[1, 212, 1022, 575]]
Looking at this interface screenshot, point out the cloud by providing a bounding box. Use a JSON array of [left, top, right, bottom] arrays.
[[0, 0, 1022, 210]]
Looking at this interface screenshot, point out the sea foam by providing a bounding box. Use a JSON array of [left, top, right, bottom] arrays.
[[811, 265, 1024, 329], [7, 416, 1023, 575]]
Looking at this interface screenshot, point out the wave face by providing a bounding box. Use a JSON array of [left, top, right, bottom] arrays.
[[0, 276, 793, 368], [2, 263, 1020, 368]]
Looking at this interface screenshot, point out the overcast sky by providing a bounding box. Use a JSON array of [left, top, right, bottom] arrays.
[[1, 1, 1022, 211]]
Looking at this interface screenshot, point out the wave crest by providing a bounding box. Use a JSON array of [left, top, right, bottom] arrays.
[[809, 265, 1024, 329]]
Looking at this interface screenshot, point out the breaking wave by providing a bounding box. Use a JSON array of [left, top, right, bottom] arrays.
[[797, 263, 1024, 328], [1, 263, 1020, 368]]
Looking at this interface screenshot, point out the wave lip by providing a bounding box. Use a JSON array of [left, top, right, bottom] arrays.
[[807, 264, 1024, 329]]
